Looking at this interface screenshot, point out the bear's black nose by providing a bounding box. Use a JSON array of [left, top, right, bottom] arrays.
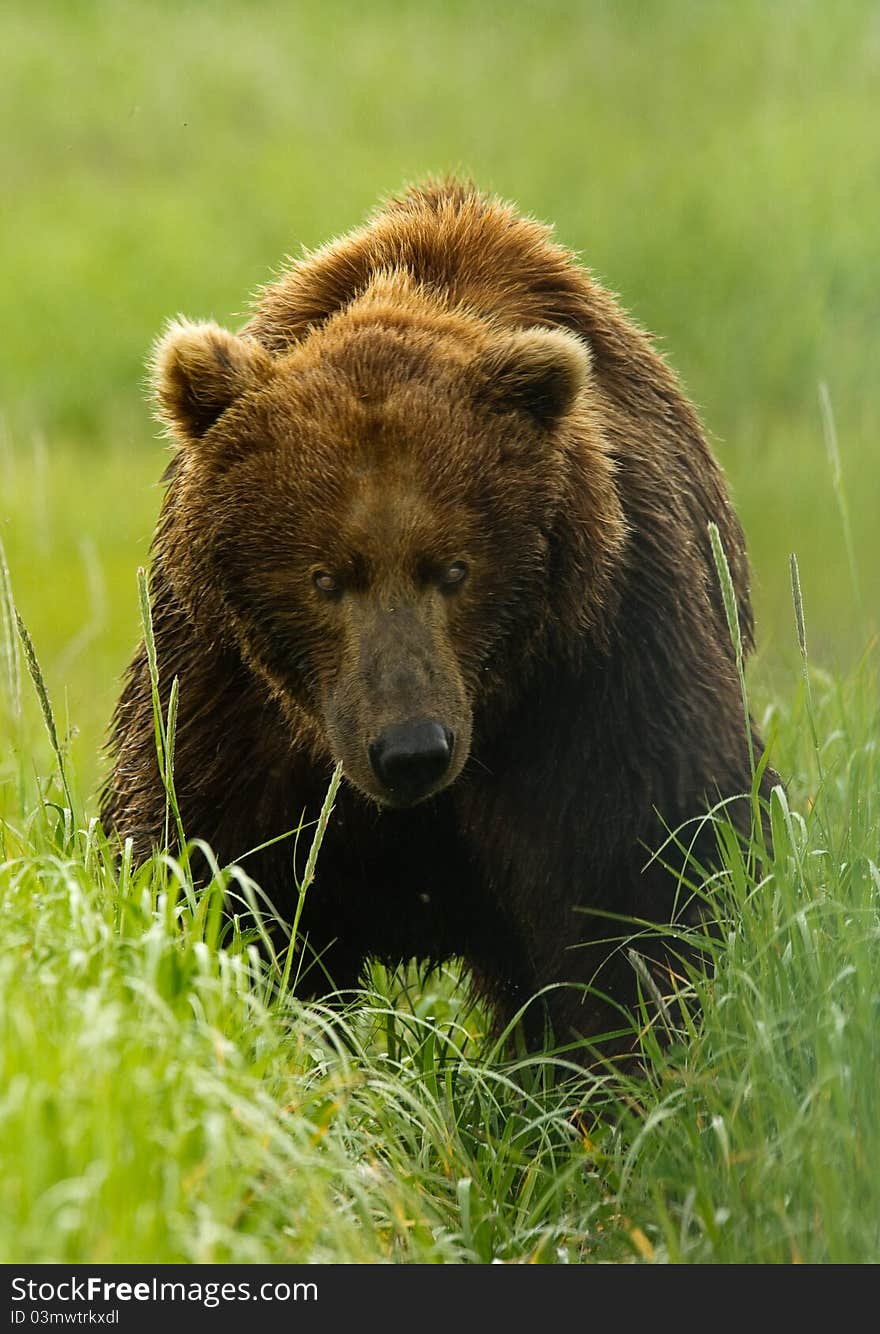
[[368, 720, 453, 804]]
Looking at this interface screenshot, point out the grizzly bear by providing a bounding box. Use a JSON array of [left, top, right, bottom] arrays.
[[102, 179, 773, 1056]]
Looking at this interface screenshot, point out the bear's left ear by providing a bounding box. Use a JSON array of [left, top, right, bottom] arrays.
[[151, 318, 275, 443], [473, 327, 592, 429]]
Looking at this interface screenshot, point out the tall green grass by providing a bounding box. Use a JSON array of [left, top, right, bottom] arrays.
[[623, 662, 879, 1263], [1, 0, 877, 1266], [0, 705, 628, 1262]]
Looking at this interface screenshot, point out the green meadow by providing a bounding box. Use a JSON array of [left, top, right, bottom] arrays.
[[1, 0, 877, 1264]]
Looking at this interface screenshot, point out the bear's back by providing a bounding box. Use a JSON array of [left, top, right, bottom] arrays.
[[245, 180, 595, 352]]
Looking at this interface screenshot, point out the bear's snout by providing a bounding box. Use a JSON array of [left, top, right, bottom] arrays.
[[368, 719, 454, 806]]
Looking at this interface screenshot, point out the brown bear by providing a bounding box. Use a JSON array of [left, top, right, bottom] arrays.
[[102, 179, 773, 1056]]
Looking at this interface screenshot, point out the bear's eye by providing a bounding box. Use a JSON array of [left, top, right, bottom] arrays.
[[439, 561, 469, 590], [313, 570, 341, 596]]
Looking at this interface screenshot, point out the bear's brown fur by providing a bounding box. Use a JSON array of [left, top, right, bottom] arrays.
[[102, 180, 774, 1055]]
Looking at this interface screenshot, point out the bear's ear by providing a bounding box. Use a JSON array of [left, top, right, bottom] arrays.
[[473, 327, 592, 429], [151, 319, 275, 442]]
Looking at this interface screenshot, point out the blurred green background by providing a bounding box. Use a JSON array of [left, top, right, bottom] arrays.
[[1, 0, 877, 797]]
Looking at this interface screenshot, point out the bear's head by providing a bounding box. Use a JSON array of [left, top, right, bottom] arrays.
[[151, 277, 624, 807]]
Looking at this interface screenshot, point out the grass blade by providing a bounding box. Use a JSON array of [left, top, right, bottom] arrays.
[[708, 520, 754, 779], [819, 381, 865, 637], [281, 761, 343, 996], [0, 536, 22, 719], [789, 551, 824, 786], [136, 565, 186, 855], [14, 609, 74, 817]]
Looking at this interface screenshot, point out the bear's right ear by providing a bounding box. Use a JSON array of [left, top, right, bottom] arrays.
[[151, 319, 275, 443]]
